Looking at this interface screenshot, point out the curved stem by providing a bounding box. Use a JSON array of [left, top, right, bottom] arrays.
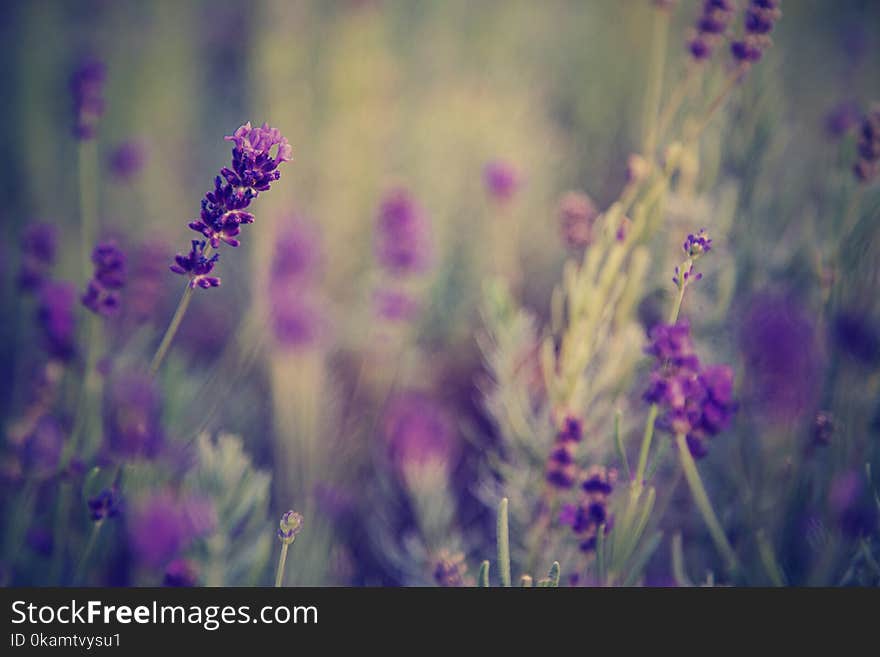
[[675, 433, 739, 574], [149, 283, 194, 375]]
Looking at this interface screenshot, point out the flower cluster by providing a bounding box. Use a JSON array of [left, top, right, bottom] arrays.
[[70, 58, 106, 139], [433, 550, 473, 587], [82, 242, 126, 316], [18, 223, 57, 291], [383, 392, 456, 477], [171, 122, 292, 288], [483, 160, 521, 203], [169, 240, 220, 289], [731, 0, 782, 63], [277, 510, 304, 545], [558, 191, 599, 250], [644, 321, 737, 458], [688, 0, 737, 60], [854, 105, 880, 183], [545, 416, 583, 490], [559, 466, 618, 552]]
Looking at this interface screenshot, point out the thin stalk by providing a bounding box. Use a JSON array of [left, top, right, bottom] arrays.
[[149, 283, 195, 375], [633, 404, 659, 491], [756, 529, 786, 586], [73, 521, 104, 585], [274, 542, 290, 588], [497, 497, 511, 587], [687, 63, 748, 141], [656, 64, 699, 139], [642, 6, 670, 157], [676, 433, 739, 574]]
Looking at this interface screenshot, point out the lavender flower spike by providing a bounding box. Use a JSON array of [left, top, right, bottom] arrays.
[[277, 510, 304, 545], [82, 241, 126, 316]]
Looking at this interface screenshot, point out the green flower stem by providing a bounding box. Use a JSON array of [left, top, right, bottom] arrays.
[[633, 404, 658, 492], [497, 497, 511, 587], [675, 433, 739, 574], [478, 560, 490, 588], [149, 282, 195, 375], [274, 542, 290, 588], [73, 521, 104, 585]]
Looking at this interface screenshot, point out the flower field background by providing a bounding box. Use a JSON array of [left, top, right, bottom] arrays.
[[1, 0, 879, 587]]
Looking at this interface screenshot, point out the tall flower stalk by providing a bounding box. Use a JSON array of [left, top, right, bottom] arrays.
[[150, 122, 292, 374]]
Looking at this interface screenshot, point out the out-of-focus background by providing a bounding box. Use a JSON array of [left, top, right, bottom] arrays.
[[1, 0, 879, 587]]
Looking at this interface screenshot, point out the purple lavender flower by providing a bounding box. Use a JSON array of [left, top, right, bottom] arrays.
[[109, 140, 148, 182], [171, 122, 292, 288], [18, 223, 58, 291], [683, 229, 712, 258], [731, 0, 782, 63], [87, 488, 121, 522], [559, 465, 618, 552], [170, 240, 220, 289], [688, 0, 736, 60], [645, 322, 736, 458], [163, 558, 199, 587], [103, 371, 164, 459], [186, 122, 292, 249], [824, 101, 860, 140], [277, 510, 304, 545], [21, 415, 64, 478], [483, 160, 521, 203], [269, 217, 322, 287], [383, 391, 456, 475], [270, 295, 324, 350], [833, 311, 880, 367], [70, 58, 106, 140], [854, 105, 880, 183], [374, 188, 432, 276], [82, 242, 126, 316], [373, 288, 421, 322], [37, 281, 77, 361], [558, 191, 598, 250], [828, 469, 878, 538], [129, 491, 216, 568], [545, 416, 583, 489], [738, 293, 822, 424]]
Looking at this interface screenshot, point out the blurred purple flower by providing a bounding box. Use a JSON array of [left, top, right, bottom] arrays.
[[18, 223, 57, 291], [646, 322, 736, 458], [109, 140, 148, 182], [21, 415, 64, 478], [70, 58, 106, 140], [129, 491, 216, 568], [373, 288, 421, 322], [103, 371, 164, 459], [483, 160, 521, 203], [559, 465, 617, 552], [731, 0, 782, 63], [739, 293, 823, 424], [87, 488, 122, 522], [163, 558, 199, 587], [82, 241, 126, 316], [824, 101, 861, 139], [127, 240, 172, 321], [269, 217, 322, 288], [383, 391, 456, 474], [546, 416, 582, 490], [433, 551, 472, 587], [833, 311, 880, 367], [37, 281, 77, 361], [828, 470, 878, 538], [688, 0, 736, 60], [270, 295, 324, 350], [854, 105, 880, 183], [374, 188, 432, 276]]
